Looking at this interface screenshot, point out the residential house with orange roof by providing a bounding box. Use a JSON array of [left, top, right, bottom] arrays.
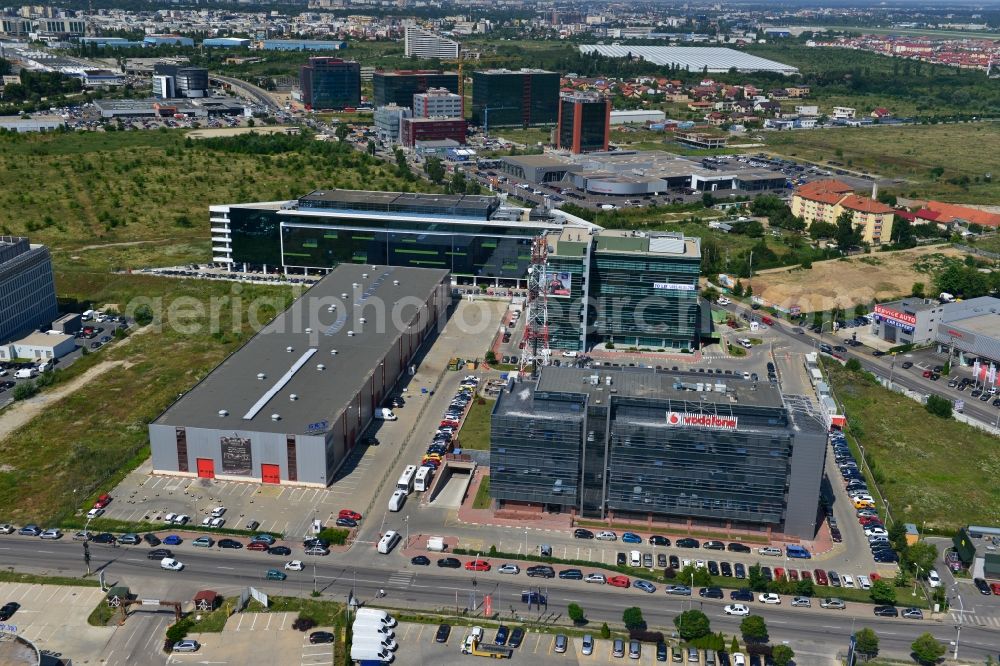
[[791, 179, 894, 245], [924, 201, 1000, 229]]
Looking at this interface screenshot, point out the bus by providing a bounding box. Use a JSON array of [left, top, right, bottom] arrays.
[[377, 530, 401, 554], [397, 465, 417, 494], [414, 466, 433, 492], [388, 489, 407, 513]]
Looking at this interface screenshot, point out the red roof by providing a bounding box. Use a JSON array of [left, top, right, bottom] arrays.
[[795, 179, 854, 204], [925, 201, 1000, 228], [839, 195, 894, 215]]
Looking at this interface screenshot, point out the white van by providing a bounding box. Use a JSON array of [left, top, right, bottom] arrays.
[[377, 530, 402, 554], [356, 608, 397, 627], [629, 550, 641, 567], [375, 407, 397, 421], [14, 369, 35, 379], [352, 620, 395, 638], [349, 644, 394, 663], [353, 634, 398, 651], [388, 489, 406, 513]]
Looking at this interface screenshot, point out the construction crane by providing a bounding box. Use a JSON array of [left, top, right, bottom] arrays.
[[518, 233, 551, 377]]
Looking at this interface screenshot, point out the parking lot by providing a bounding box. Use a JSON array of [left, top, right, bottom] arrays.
[[0, 583, 113, 660], [0, 312, 130, 408], [391, 622, 704, 665], [170, 612, 333, 665]]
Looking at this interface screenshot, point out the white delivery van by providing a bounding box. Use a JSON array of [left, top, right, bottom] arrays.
[[14, 369, 35, 379], [377, 530, 401, 554], [388, 489, 406, 513], [352, 619, 395, 638], [356, 608, 398, 627], [349, 644, 394, 663], [375, 407, 397, 421], [426, 536, 445, 552], [353, 634, 398, 651]]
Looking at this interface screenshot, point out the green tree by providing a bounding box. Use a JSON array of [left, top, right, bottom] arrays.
[[835, 210, 863, 253], [809, 220, 838, 239], [739, 615, 768, 643], [795, 578, 815, 597], [484, 350, 497, 365], [748, 564, 767, 592], [911, 281, 925, 297], [449, 170, 467, 194], [702, 191, 715, 208], [568, 602, 585, 624], [730, 636, 740, 654], [600, 622, 611, 639], [745, 284, 754, 298], [732, 280, 744, 297], [622, 607, 644, 630], [133, 304, 154, 327], [855, 627, 879, 660], [335, 124, 349, 141], [925, 394, 953, 419], [771, 644, 794, 666], [674, 609, 711, 641], [845, 358, 862, 372], [906, 542, 940, 577], [425, 157, 446, 184], [870, 579, 897, 605], [910, 632, 945, 665]]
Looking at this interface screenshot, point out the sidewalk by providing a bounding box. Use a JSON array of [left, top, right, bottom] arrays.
[[456, 467, 573, 531]]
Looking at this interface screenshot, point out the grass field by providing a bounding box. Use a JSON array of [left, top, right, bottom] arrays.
[[764, 123, 1000, 203], [826, 363, 1000, 532], [473, 476, 491, 510], [458, 398, 494, 450], [493, 127, 552, 147], [0, 130, 435, 524], [973, 234, 1000, 255]]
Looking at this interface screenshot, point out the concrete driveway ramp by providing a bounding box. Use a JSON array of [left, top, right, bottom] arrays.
[[429, 461, 475, 507]]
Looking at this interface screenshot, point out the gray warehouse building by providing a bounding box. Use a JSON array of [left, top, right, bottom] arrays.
[[490, 367, 827, 539], [0, 236, 58, 345], [149, 265, 450, 486]]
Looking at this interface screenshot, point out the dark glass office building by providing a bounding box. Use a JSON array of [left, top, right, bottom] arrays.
[[557, 93, 610, 154], [541, 229, 703, 352], [300, 57, 361, 110], [210, 190, 566, 283], [373, 70, 460, 108], [471, 69, 559, 128], [490, 367, 827, 539]]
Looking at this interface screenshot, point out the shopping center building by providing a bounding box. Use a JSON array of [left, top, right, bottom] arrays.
[[490, 366, 828, 539]]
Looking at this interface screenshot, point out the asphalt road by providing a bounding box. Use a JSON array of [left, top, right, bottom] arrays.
[[719, 302, 999, 429], [211, 74, 281, 113], [6, 538, 997, 662]]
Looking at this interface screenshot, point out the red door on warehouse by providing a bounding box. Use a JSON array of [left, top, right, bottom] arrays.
[[261, 463, 281, 484], [196, 458, 215, 479]]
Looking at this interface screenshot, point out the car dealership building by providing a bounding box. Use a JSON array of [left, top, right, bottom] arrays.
[[149, 264, 450, 486], [490, 366, 828, 539]]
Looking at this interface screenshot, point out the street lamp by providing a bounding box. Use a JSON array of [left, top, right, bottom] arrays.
[[951, 585, 964, 660]]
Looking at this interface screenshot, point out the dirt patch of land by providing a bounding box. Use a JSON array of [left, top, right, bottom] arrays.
[[748, 244, 966, 312]]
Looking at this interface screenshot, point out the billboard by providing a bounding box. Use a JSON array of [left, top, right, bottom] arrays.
[[652, 282, 696, 292], [873, 304, 916, 325], [545, 271, 572, 298], [665, 412, 738, 430], [220, 435, 253, 475]]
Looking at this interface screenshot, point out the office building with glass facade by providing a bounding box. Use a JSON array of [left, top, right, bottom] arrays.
[[209, 190, 596, 286], [0, 236, 58, 345], [373, 70, 460, 108], [557, 93, 611, 154], [471, 69, 559, 128], [542, 229, 704, 352], [299, 58, 361, 110], [490, 367, 827, 539]]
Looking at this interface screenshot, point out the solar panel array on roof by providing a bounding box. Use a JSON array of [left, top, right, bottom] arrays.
[[578, 46, 799, 74]]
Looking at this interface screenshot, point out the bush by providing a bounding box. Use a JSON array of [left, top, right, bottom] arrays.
[[870, 579, 897, 605], [568, 603, 585, 624], [925, 394, 952, 419], [133, 303, 154, 327], [316, 528, 349, 545], [663, 567, 676, 579], [165, 617, 193, 642], [740, 615, 768, 643], [674, 609, 711, 641], [12, 381, 38, 401], [845, 358, 862, 372], [600, 622, 611, 639], [622, 607, 645, 630]]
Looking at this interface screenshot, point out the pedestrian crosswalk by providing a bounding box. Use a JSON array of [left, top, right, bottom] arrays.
[[950, 611, 1000, 628], [388, 571, 414, 587]]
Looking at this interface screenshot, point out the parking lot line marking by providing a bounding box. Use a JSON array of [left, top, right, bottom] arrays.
[[217, 566, 235, 570]]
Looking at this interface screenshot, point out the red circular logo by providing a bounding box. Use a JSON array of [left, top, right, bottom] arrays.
[[667, 412, 681, 425]]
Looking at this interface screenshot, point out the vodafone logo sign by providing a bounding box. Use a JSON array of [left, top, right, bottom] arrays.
[[665, 412, 739, 431]]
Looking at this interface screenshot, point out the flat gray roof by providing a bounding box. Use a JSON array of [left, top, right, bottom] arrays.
[[533, 366, 784, 409], [949, 312, 1000, 337], [155, 264, 448, 433]]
